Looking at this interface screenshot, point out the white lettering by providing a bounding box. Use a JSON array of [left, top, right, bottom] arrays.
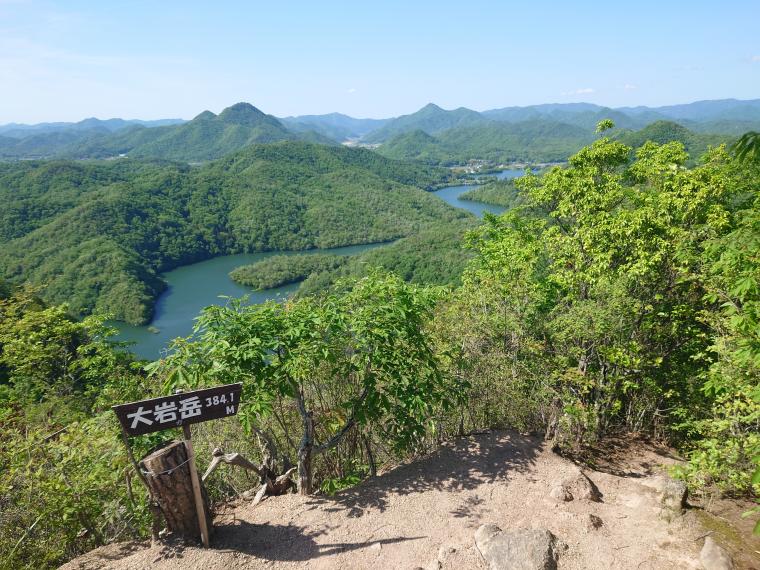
[[154, 401, 178, 423], [127, 406, 153, 428], [178, 396, 202, 419]]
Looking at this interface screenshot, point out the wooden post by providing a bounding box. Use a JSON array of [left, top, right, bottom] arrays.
[[139, 441, 212, 543], [183, 424, 210, 548]]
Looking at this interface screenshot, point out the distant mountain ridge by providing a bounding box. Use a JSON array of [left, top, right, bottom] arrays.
[[1, 98, 758, 161], [0, 103, 332, 161], [377, 120, 596, 165], [377, 118, 732, 166], [361, 103, 490, 143], [279, 112, 388, 141], [0, 117, 185, 138], [369, 98, 760, 143]]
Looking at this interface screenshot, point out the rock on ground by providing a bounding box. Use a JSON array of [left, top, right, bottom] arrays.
[[700, 537, 734, 570], [549, 465, 602, 503], [660, 478, 688, 513], [474, 524, 563, 570]]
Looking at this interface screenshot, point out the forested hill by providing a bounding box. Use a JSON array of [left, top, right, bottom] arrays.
[[376, 120, 734, 166], [362, 103, 490, 143], [376, 120, 595, 165], [0, 103, 333, 161], [0, 142, 459, 324], [613, 120, 728, 159]]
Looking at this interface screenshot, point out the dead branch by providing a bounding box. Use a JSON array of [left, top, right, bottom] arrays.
[[201, 448, 296, 497], [202, 448, 266, 481]]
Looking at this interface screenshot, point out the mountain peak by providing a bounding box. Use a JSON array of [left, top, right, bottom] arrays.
[[218, 102, 269, 124], [193, 110, 217, 121]]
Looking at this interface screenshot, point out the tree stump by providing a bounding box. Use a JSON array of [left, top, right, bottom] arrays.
[[139, 440, 213, 542]]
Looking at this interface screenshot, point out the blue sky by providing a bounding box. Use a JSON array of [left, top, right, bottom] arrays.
[[1, 0, 758, 123]]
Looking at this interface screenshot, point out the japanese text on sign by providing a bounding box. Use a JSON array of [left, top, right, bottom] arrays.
[[113, 383, 242, 436]]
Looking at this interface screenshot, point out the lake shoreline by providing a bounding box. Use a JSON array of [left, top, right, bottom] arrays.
[[115, 169, 523, 359]]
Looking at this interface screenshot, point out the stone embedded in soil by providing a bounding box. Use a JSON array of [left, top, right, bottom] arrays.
[[549, 485, 572, 502], [551, 466, 602, 503], [474, 524, 564, 570], [438, 545, 456, 561], [659, 477, 688, 513], [586, 514, 603, 531], [431, 543, 482, 569], [699, 537, 734, 570]]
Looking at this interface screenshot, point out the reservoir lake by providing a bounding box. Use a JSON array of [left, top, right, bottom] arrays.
[[115, 168, 524, 359]]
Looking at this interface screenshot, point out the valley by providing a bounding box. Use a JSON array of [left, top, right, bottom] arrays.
[[113, 171, 518, 359]]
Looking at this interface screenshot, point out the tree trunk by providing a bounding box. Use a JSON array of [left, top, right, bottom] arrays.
[[297, 412, 314, 495], [139, 440, 213, 543]]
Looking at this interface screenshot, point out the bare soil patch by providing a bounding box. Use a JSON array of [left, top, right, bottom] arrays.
[[61, 431, 760, 569]]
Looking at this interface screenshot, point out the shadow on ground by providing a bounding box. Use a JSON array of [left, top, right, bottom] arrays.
[[212, 520, 422, 561], [307, 430, 542, 517]]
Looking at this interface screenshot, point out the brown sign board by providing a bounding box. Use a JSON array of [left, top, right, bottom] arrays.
[[113, 383, 242, 436]]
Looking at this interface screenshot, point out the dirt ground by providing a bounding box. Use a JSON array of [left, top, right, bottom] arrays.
[[61, 431, 760, 570]]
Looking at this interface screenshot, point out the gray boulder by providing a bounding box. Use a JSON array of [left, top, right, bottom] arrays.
[[660, 478, 688, 513], [550, 466, 602, 502], [475, 524, 564, 570], [700, 537, 734, 570]]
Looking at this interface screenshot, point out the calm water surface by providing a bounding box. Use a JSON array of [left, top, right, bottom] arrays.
[[431, 168, 524, 217], [116, 169, 524, 359]]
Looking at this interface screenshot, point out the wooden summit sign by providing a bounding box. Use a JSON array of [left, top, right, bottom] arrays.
[[113, 383, 243, 549], [113, 383, 242, 436]]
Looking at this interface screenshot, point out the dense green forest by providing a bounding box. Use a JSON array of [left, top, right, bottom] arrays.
[[376, 120, 734, 166], [229, 218, 480, 294], [230, 253, 350, 289], [613, 120, 729, 162], [459, 178, 525, 207], [2, 128, 758, 569], [376, 121, 594, 165], [0, 142, 457, 323], [297, 218, 479, 294]]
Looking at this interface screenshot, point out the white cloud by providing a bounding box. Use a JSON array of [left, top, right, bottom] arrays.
[[624, 83, 637, 90], [347, 87, 357, 94], [561, 87, 594, 96], [752, 55, 760, 62]]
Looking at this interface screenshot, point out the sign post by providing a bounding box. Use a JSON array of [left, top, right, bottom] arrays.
[[182, 423, 210, 548], [113, 383, 243, 548]]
